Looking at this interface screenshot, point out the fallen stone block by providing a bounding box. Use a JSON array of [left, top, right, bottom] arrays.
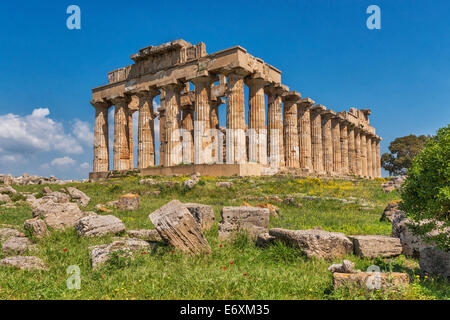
[[351, 235, 403, 258], [149, 200, 211, 255], [66, 187, 90, 207], [333, 272, 410, 290], [0, 185, 17, 194], [24, 218, 50, 238], [269, 228, 353, 260], [1, 237, 35, 256], [0, 256, 47, 271], [380, 201, 402, 222], [90, 238, 150, 269], [216, 182, 232, 189], [419, 246, 450, 279], [75, 215, 126, 237], [0, 228, 25, 241], [139, 178, 156, 185], [0, 194, 12, 203], [127, 229, 163, 242], [32, 200, 87, 230], [328, 260, 355, 273], [117, 194, 140, 211], [256, 233, 276, 247], [184, 203, 215, 231], [218, 206, 270, 241]]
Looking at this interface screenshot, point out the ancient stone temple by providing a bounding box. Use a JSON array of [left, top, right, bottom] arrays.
[[90, 40, 382, 180]]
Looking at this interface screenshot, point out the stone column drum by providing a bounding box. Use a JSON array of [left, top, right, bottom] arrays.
[[360, 132, 368, 177], [113, 96, 131, 171], [137, 89, 158, 169], [266, 85, 286, 168], [321, 110, 335, 174], [283, 91, 301, 168], [298, 98, 314, 171], [162, 83, 182, 167], [92, 100, 110, 172], [310, 105, 326, 173], [246, 77, 267, 165], [181, 106, 194, 164], [331, 116, 341, 174], [226, 72, 246, 164], [354, 128, 362, 176], [340, 119, 349, 175], [192, 76, 215, 165]]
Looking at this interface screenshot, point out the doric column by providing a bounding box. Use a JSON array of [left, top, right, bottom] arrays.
[[192, 75, 216, 165], [310, 105, 326, 173], [283, 91, 301, 168], [181, 106, 194, 164], [161, 82, 182, 167], [246, 77, 267, 165], [366, 134, 373, 178], [128, 110, 135, 168], [112, 96, 131, 171], [360, 132, 368, 177], [339, 119, 350, 175], [158, 106, 166, 166], [226, 71, 246, 164], [321, 110, 335, 174], [347, 124, 356, 175], [331, 116, 341, 174], [354, 128, 362, 176], [376, 137, 381, 177], [91, 100, 111, 172], [265, 84, 286, 168], [210, 99, 224, 163], [136, 88, 159, 169], [298, 98, 315, 171], [370, 136, 377, 178]]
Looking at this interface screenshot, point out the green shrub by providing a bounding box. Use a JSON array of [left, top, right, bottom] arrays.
[[11, 194, 27, 202], [400, 125, 450, 250]]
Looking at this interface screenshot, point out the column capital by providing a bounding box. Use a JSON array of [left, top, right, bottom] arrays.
[[245, 76, 266, 87], [90, 99, 111, 109], [110, 95, 131, 107], [298, 97, 315, 110], [310, 104, 326, 113], [189, 72, 218, 85], [157, 78, 183, 91], [321, 110, 336, 121], [133, 87, 160, 99], [282, 90, 301, 104], [264, 83, 289, 97]]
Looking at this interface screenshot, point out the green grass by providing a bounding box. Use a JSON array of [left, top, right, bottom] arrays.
[[0, 176, 448, 300]]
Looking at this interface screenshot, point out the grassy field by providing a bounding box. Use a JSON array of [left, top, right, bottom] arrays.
[[0, 175, 448, 300]]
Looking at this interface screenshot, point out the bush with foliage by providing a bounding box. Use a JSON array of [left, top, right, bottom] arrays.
[[400, 125, 450, 250]]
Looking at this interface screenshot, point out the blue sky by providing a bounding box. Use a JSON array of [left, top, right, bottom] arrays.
[[0, 0, 449, 179]]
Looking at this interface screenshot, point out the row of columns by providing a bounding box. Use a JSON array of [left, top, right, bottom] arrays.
[[92, 70, 381, 178]]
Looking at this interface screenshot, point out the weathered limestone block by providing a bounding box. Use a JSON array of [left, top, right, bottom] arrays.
[[90, 238, 150, 269], [183, 178, 198, 189], [392, 212, 429, 258], [0, 228, 24, 241], [419, 247, 450, 279], [139, 178, 156, 185], [45, 191, 71, 203], [351, 235, 402, 258], [127, 229, 163, 242], [328, 260, 355, 273], [32, 200, 87, 230], [24, 218, 50, 238], [0, 185, 17, 194], [0, 256, 47, 271], [75, 215, 126, 237], [256, 233, 276, 247], [333, 272, 410, 290], [218, 206, 270, 241], [380, 201, 402, 222], [149, 200, 211, 255], [269, 228, 353, 260], [65, 187, 90, 207], [117, 194, 140, 211], [0, 194, 11, 203], [2, 237, 35, 256], [184, 203, 215, 231], [216, 181, 232, 188]]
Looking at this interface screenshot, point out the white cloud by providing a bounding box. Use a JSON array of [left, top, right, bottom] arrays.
[[50, 156, 76, 167], [0, 108, 84, 156], [80, 162, 90, 169], [73, 119, 93, 146]]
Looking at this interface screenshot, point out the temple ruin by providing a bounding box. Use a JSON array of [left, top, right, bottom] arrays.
[[90, 40, 382, 180]]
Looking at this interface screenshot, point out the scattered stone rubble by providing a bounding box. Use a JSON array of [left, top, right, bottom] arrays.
[[0, 173, 87, 186], [0, 256, 47, 271], [381, 176, 406, 193], [218, 206, 270, 241]]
